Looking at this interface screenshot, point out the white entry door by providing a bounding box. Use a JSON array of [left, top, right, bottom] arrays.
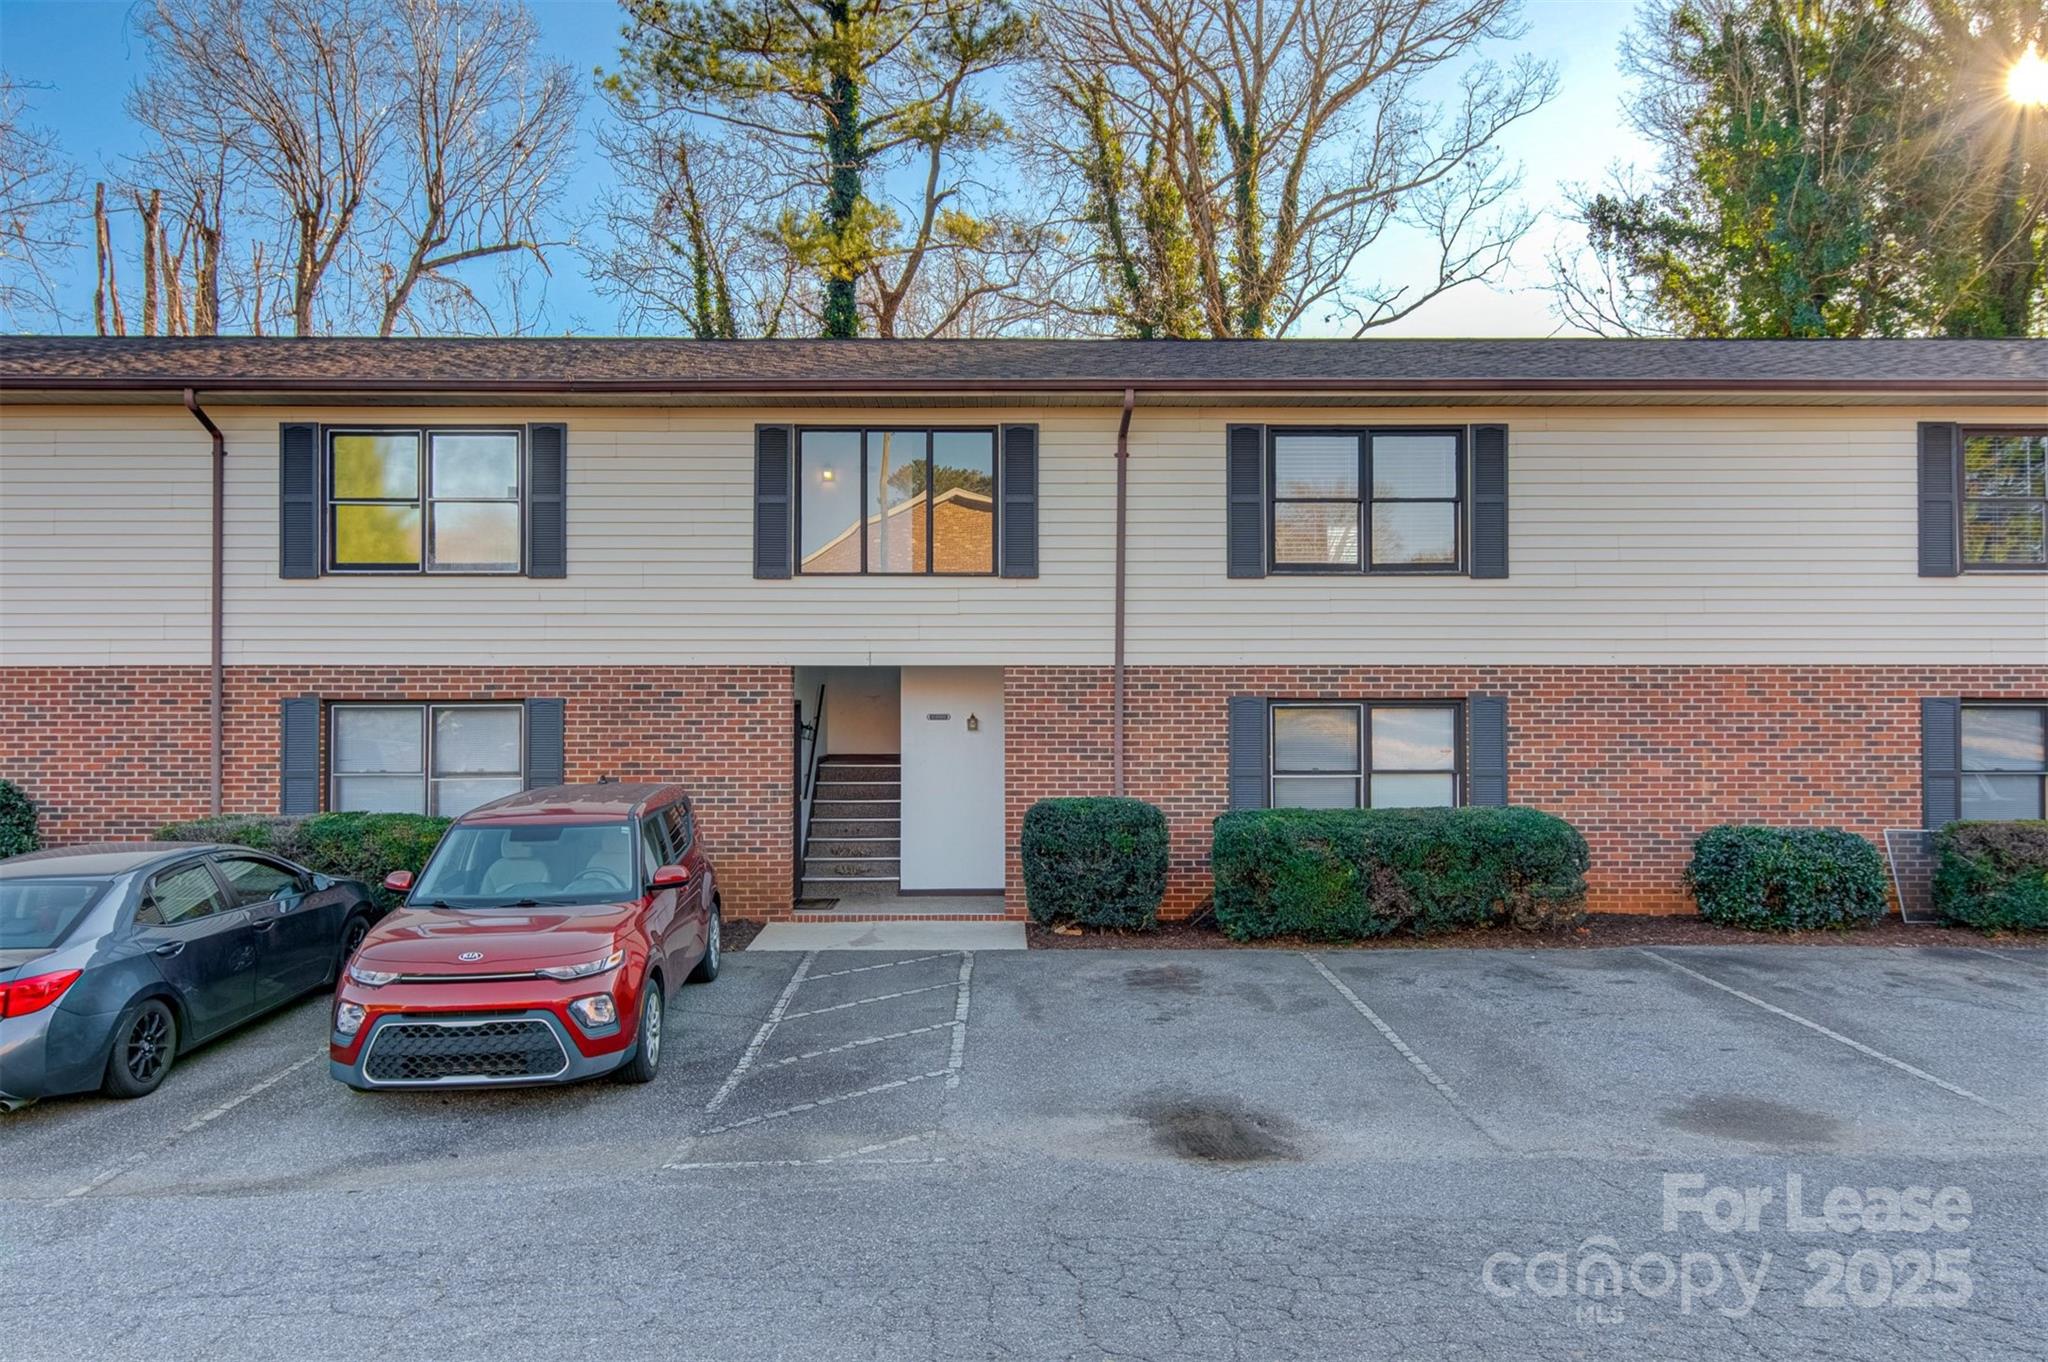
[[899, 668, 1004, 891]]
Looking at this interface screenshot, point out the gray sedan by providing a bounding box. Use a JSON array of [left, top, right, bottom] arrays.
[[0, 843, 380, 1108]]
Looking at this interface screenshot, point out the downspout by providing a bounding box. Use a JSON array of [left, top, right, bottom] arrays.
[[1113, 387, 1136, 796], [183, 389, 225, 815]]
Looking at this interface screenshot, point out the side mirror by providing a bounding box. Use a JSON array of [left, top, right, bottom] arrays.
[[650, 864, 690, 890], [382, 870, 414, 894]]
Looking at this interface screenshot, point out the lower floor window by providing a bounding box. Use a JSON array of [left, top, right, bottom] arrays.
[[1961, 704, 2047, 820], [331, 703, 524, 817], [1271, 702, 1460, 809]]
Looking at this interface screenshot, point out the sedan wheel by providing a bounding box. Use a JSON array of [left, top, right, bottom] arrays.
[[102, 1000, 178, 1099], [612, 976, 665, 1085], [688, 904, 722, 984]]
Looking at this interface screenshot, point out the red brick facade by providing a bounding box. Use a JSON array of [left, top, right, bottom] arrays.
[[1003, 665, 2048, 918], [8, 662, 2046, 922], [1, 666, 795, 921]]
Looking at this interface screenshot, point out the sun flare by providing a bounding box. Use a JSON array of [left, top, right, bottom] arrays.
[[2009, 44, 2048, 107]]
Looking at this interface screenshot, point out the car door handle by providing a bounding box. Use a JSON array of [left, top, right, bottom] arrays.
[[153, 941, 185, 957]]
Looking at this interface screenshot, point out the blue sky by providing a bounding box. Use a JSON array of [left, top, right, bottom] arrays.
[[0, 0, 1656, 336]]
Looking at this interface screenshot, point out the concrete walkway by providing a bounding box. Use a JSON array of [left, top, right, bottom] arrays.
[[750, 919, 1027, 951]]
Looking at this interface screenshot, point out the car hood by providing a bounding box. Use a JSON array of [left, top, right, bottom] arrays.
[[355, 904, 637, 971]]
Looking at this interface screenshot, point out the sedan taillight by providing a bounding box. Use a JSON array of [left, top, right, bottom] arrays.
[[0, 969, 82, 1019]]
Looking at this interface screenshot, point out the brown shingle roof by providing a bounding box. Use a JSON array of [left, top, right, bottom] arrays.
[[1, 335, 2043, 394]]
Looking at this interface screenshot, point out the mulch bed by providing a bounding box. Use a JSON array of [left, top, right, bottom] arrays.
[[1025, 913, 2043, 951], [723, 918, 768, 952]]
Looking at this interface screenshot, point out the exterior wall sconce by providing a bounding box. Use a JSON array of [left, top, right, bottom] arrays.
[[967, 714, 980, 732]]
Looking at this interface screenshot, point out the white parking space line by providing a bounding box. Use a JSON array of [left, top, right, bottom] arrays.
[[1640, 950, 2010, 1114], [1303, 952, 1509, 1151], [779, 981, 959, 1022], [807, 953, 959, 981], [62, 1050, 325, 1200], [754, 1021, 961, 1070], [691, 1069, 953, 1138], [703, 950, 815, 1117], [667, 1133, 935, 1171]]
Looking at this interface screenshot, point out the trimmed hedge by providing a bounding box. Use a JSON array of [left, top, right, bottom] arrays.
[[0, 779, 40, 859], [1211, 806, 1589, 942], [1685, 825, 1888, 931], [1021, 797, 1169, 930], [1933, 821, 2048, 931], [158, 811, 451, 910]]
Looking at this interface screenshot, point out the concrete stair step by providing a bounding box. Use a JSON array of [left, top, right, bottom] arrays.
[[807, 836, 901, 858], [803, 856, 902, 878], [813, 797, 902, 819], [807, 817, 899, 839], [810, 780, 899, 801]]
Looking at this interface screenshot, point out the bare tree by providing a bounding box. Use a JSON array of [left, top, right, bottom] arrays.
[[367, 0, 579, 335], [1033, 0, 1556, 337], [0, 77, 82, 324]]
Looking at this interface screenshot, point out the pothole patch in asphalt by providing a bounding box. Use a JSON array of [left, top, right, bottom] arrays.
[[1660, 1095, 1843, 1147], [1129, 1095, 1303, 1164], [1122, 964, 1203, 994]]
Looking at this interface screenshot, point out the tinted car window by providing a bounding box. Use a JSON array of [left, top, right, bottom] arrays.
[[138, 864, 231, 926], [640, 817, 669, 879], [661, 803, 692, 857], [214, 856, 301, 907], [0, 879, 109, 950]]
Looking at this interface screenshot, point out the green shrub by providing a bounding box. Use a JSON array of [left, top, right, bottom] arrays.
[[1685, 825, 1889, 931], [1210, 806, 1589, 942], [1933, 821, 2048, 931], [0, 780, 41, 859], [1021, 797, 1169, 930], [158, 811, 451, 910]]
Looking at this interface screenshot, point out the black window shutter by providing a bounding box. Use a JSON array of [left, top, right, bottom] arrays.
[[1226, 424, 1267, 578], [524, 698, 566, 790], [1227, 696, 1270, 810], [1921, 697, 1962, 828], [279, 423, 320, 579], [1467, 695, 1508, 806], [526, 423, 567, 578], [1000, 423, 1040, 578], [754, 424, 794, 579], [279, 695, 320, 814], [1469, 424, 1509, 578], [1918, 423, 1961, 577]]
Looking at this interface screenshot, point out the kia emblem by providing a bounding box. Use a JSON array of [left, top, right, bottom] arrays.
[[458, 951, 484, 962]]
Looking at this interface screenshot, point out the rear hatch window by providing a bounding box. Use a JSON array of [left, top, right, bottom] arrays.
[[0, 878, 109, 954]]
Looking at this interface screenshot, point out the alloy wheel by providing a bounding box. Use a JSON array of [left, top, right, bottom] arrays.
[[644, 989, 662, 1068], [125, 1010, 170, 1083], [707, 913, 720, 972]]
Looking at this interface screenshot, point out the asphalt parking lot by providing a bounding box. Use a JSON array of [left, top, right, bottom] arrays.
[[2, 943, 2043, 1361]]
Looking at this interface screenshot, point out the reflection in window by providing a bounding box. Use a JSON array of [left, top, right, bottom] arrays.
[[1962, 431, 2047, 568], [798, 428, 996, 575], [1960, 705, 2048, 820], [331, 703, 525, 817], [1268, 430, 1462, 571], [328, 429, 522, 572], [1269, 703, 1461, 809]]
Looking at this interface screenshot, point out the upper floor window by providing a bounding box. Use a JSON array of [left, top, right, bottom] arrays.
[[1270, 429, 1462, 573], [1961, 704, 2047, 820], [796, 427, 996, 575], [1270, 702, 1461, 809], [328, 428, 523, 574], [330, 703, 524, 817], [1961, 429, 2046, 570]]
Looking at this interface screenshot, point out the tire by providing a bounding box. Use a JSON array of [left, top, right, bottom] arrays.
[[687, 901, 722, 984], [102, 999, 178, 1099], [331, 911, 372, 985], [611, 974, 664, 1084]]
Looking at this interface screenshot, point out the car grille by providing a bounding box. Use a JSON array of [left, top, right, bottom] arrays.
[[362, 1019, 568, 1085]]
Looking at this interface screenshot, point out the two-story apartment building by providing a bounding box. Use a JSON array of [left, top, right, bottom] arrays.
[[0, 337, 2043, 922]]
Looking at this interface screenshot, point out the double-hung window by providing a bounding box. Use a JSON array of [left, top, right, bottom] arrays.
[[1269, 702, 1462, 809], [1960, 704, 2048, 820], [330, 704, 524, 817], [1961, 428, 2047, 570], [1270, 429, 1462, 572], [328, 428, 523, 573], [796, 427, 997, 575]]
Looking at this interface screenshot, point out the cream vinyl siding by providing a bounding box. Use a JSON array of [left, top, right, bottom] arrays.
[[1, 400, 2042, 668]]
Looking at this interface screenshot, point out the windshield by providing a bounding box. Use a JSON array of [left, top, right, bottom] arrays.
[[0, 878, 110, 950], [409, 821, 640, 908]]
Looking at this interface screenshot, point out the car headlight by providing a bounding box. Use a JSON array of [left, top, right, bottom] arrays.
[[334, 1001, 367, 1037], [537, 949, 624, 982], [347, 963, 401, 988], [568, 994, 618, 1030]]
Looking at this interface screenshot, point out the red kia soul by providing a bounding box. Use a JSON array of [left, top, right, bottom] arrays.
[[329, 783, 720, 1091]]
